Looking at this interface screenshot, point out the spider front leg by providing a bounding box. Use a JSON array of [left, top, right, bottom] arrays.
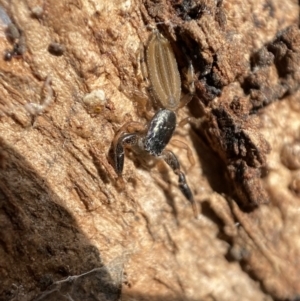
[[113, 121, 145, 175], [162, 150, 199, 218], [113, 133, 139, 175]]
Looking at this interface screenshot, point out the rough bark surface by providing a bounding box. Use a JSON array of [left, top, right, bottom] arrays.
[[0, 0, 300, 300]]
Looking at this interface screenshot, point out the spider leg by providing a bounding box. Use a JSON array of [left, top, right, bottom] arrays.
[[179, 60, 195, 108], [170, 139, 195, 166], [114, 133, 139, 175], [162, 150, 199, 218]]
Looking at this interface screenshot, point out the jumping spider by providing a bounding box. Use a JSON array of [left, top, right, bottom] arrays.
[[113, 30, 198, 217]]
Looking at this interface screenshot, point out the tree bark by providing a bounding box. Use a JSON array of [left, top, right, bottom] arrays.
[[0, 0, 300, 300]]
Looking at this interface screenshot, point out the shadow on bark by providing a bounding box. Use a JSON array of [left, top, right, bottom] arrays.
[[0, 138, 121, 301]]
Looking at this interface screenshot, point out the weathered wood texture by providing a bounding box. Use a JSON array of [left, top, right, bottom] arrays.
[[0, 0, 300, 300]]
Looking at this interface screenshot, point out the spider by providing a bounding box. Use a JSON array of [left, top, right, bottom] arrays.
[[113, 30, 198, 217]]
